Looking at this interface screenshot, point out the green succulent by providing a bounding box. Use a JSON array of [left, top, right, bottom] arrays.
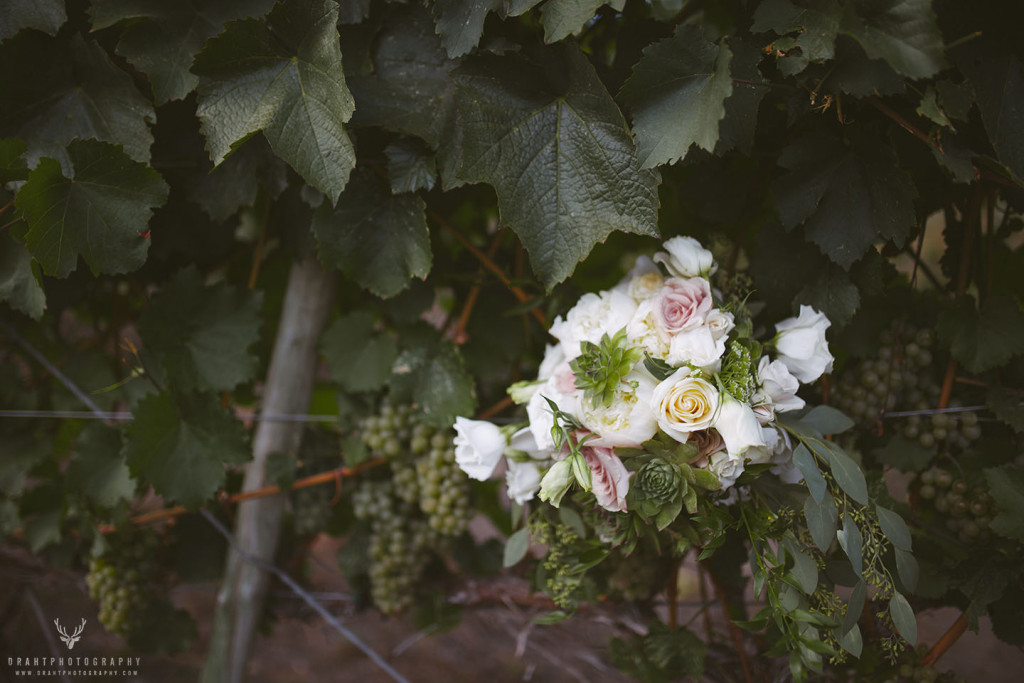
[[570, 328, 644, 408]]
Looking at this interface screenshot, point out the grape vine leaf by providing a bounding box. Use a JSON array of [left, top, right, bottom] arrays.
[[957, 50, 1024, 181], [346, 6, 456, 148], [385, 139, 437, 194], [432, 0, 501, 58], [454, 45, 660, 289], [338, 0, 370, 24], [872, 435, 934, 471], [0, 137, 28, 183], [192, 0, 356, 200], [15, 139, 169, 278], [137, 266, 264, 393], [0, 0, 66, 42], [937, 295, 1024, 373], [90, 0, 276, 104], [987, 386, 1024, 434], [123, 392, 250, 509], [320, 310, 398, 392], [794, 264, 860, 327], [66, 424, 135, 509], [0, 236, 45, 319], [541, 0, 625, 43], [715, 39, 768, 155], [190, 135, 290, 222], [838, 0, 945, 80], [773, 131, 917, 268], [618, 24, 733, 168], [311, 170, 431, 298], [390, 334, 476, 428], [0, 33, 155, 169], [984, 465, 1024, 541], [751, 0, 841, 76]]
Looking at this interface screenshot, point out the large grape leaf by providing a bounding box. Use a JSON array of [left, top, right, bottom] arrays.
[[0, 0, 65, 42], [15, 139, 169, 278], [311, 170, 431, 298], [0, 33, 155, 169], [453, 45, 660, 289], [190, 135, 290, 222], [66, 424, 135, 509], [193, 0, 355, 200], [386, 139, 438, 194], [0, 137, 29, 183], [715, 39, 768, 155], [618, 24, 733, 168], [751, 0, 841, 76], [432, 0, 501, 58], [123, 392, 249, 509], [320, 310, 398, 392], [773, 131, 917, 268], [957, 50, 1024, 181], [984, 465, 1024, 541], [137, 267, 264, 393], [346, 6, 456, 148], [541, 0, 625, 43], [794, 264, 860, 327], [937, 295, 1024, 373], [90, 0, 275, 104], [0, 236, 44, 319], [390, 336, 477, 428], [839, 0, 945, 80]]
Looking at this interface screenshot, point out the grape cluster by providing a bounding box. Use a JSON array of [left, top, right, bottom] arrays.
[[914, 467, 995, 544], [831, 323, 980, 450], [350, 403, 471, 613], [878, 645, 966, 683], [292, 483, 333, 536], [85, 529, 160, 639]]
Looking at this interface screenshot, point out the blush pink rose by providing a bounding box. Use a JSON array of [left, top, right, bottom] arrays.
[[652, 277, 713, 338], [583, 446, 630, 512]]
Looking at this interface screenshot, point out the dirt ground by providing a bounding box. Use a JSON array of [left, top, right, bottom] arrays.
[[2, 537, 1022, 683]]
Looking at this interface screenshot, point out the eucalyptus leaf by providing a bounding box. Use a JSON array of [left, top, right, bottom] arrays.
[[503, 527, 530, 567], [804, 490, 838, 552], [836, 512, 863, 576], [889, 592, 917, 644], [792, 443, 827, 503], [875, 505, 912, 551]]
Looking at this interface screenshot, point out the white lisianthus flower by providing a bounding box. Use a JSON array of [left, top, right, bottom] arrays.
[[626, 300, 671, 359], [583, 446, 631, 512], [705, 309, 735, 340], [708, 451, 744, 490], [580, 370, 658, 448], [525, 369, 580, 451], [713, 393, 768, 460], [506, 460, 543, 504], [538, 459, 574, 507], [651, 369, 720, 442], [613, 256, 662, 299], [653, 236, 717, 278], [538, 343, 566, 381], [549, 290, 637, 359], [453, 417, 506, 481], [774, 305, 834, 383], [667, 326, 727, 372], [751, 355, 805, 423]]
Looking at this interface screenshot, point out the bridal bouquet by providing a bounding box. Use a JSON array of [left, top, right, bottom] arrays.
[[452, 236, 834, 529]]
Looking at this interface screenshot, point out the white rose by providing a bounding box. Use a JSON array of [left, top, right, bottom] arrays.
[[583, 446, 631, 512], [653, 236, 717, 278], [549, 290, 637, 359], [713, 393, 768, 460], [667, 326, 727, 372], [706, 309, 735, 340], [506, 460, 543, 504], [453, 417, 506, 481], [613, 256, 662, 299], [580, 370, 658, 448], [708, 451, 744, 490], [626, 300, 671, 359], [774, 305, 834, 383], [525, 371, 580, 451], [651, 370, 720, 442]]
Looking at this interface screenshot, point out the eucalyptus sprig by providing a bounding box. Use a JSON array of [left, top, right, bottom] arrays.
[[570, 328, 644, 408]]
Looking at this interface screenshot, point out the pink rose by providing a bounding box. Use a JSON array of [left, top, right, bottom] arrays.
[[583, 446, 630, 512], [653, 277, 713, 338]]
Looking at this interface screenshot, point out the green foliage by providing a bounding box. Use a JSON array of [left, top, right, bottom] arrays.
[[0, 0, 66, 41], [453, 45, 659, 288], [138, 267, 264, 392], [66, 424, 135, 509], [320, 310, 398, 393], [16, 139, 168, 278], [192, 0, 355, 199], [0, 236, 44, 318]]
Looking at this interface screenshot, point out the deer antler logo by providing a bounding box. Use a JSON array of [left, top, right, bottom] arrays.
[[54, 618, 86, 650]]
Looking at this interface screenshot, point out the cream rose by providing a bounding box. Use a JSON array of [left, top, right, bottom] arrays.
[[651, 369, 720, 442], [652, 277, 713, 337], [774, 305, 834, 383], [653, 236, 717, 278], [580, 370, 658, 448], [583, 446, 630, 512]]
